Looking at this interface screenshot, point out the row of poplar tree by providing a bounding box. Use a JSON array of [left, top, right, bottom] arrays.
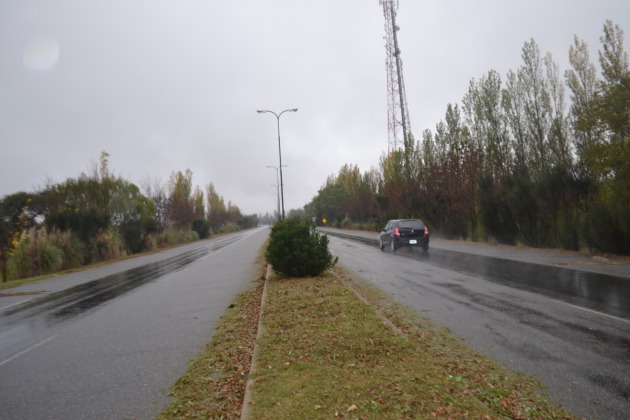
[[305, 21, 630, 255], [0, 152, 258, 281]]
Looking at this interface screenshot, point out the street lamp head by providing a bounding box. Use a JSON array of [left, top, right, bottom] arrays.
[[257, 108, 297, 115], [258, 107, 297, 220]]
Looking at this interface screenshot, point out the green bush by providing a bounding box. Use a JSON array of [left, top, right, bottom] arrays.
[[588, 198, 630, 255], [121, 219, 146, 254], [161, 228, 185, 246], [158, 228, 199, 247], [265, 218, 337, 277], [192, 219, 211, 239], [47, 229, 87, 269], [41, 242, 63, 274], [185, 230, 200, 242], [6, 240, 30, 279], [46, 207, 110, 244], [219, 223, 240, 234], [93, 229, 125, 262], [6, 229, 65, 279], [357, 219, 381, 232], [144, 233, 159, 251]]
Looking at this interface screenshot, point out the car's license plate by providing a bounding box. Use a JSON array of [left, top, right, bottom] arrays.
[[409, 240, 417, 244]]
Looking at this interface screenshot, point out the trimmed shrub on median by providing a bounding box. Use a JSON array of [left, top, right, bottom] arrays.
[[265, 218, 337, 277]]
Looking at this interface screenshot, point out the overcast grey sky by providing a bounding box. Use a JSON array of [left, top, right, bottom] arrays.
[[1, 1, 629, 215]]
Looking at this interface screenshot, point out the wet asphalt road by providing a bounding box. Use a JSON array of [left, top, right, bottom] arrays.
[[0, 227, 268, 420], [324, 229, 630, 420], [1, 226, 628, 419]]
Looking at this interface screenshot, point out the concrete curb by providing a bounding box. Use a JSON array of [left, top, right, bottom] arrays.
[[240, 264, 271, 420]]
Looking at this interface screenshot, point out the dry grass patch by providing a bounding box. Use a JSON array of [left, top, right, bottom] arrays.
[[247, 269, 575, 419]]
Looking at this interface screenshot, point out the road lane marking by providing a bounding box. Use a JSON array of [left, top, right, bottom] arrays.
[[552, 299, 630, 323], [0, 299, 31, 311], [0, 334, 59, 367]]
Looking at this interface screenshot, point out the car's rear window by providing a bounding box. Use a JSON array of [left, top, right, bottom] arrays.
[[398, 220, 424, 229]]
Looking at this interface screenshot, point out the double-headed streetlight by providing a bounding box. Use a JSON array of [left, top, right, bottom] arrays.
[[257, 108, 298, 220]]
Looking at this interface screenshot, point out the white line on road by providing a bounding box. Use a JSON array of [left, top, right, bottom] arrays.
[[553, 298, 630, 323], [0, 335, 59, 367], [0, 299, 31, 311]]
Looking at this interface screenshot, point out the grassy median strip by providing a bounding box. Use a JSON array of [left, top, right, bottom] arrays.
[[160, 265, 574, 419]]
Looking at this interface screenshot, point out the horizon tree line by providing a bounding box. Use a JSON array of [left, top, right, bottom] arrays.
[[0, 151, 258, 281], [305, 20, 630, 256]]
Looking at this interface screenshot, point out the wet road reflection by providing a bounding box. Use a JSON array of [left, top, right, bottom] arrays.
[[0, 236, 239, 350], [423, 249, 630, 320], [323, 230, 630, 320]]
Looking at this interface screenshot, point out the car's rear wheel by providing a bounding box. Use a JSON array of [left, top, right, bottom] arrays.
[[379, 239, 384, 250], [390, 237, 396, 252]]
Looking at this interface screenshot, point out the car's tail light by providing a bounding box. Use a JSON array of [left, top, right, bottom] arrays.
[[394, 227, 400, 236], [424, 226, 429, 235]]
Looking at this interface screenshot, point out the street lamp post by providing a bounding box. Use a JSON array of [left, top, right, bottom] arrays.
[[267, 165, 285, 222], [257, 108, 298, 220]]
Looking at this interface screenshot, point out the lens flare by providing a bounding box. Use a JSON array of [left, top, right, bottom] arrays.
[[23, 34, 60, 70]]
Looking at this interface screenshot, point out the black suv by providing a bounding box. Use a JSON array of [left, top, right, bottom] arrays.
[[379, 219, 429, 252]]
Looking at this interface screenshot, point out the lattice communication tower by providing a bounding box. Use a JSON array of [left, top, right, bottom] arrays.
[[380, 0, 411, 152]]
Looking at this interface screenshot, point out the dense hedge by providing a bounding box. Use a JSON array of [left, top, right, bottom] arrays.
[[265, 218, 337, 277]]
